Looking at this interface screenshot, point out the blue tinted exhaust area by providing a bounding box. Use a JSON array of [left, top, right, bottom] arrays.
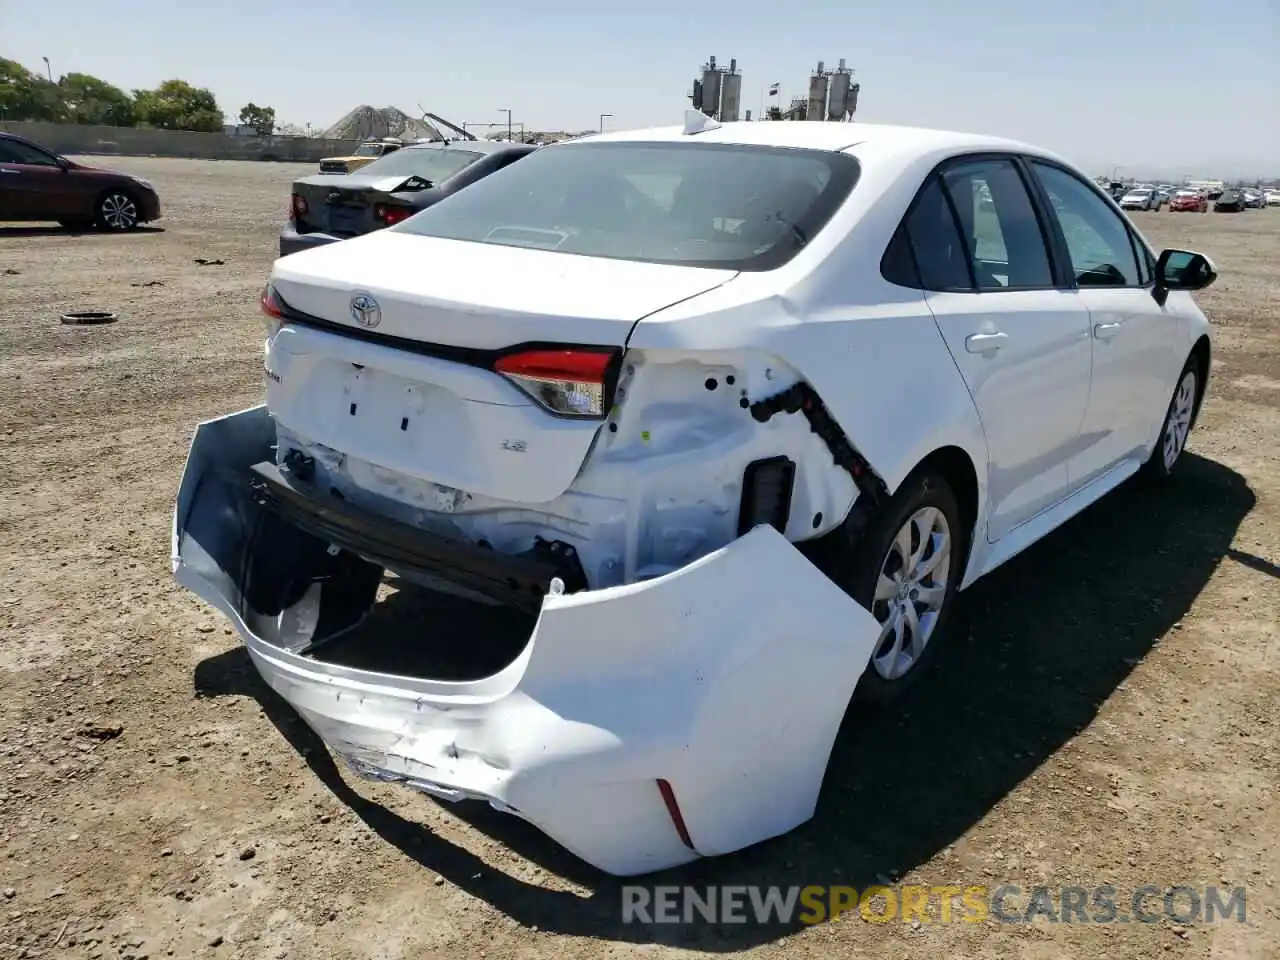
[[172, 406, 883, 876]]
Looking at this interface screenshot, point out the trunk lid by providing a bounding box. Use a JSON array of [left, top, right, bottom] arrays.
[[270, 229, 737, 350], [266, 231, 736, 504], [292, 174, 421, 238]]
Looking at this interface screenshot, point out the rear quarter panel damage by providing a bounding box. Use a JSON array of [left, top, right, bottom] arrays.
[[628, 281, 991, 581]]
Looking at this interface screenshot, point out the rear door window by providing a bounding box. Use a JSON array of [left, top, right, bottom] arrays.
[[940, 159, 1054, 290]]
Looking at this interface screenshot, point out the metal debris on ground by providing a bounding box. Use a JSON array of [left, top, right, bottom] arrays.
[[60, 311, 118, 325]]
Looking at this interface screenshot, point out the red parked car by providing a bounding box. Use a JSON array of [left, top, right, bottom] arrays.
[[1169, 189, 1208, 213], [0, 132, 161, 230]]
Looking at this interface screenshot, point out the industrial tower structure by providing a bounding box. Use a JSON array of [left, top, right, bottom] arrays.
[[689, 56, 861, 122], [806, 59, 860, 121], [689, 56, 743, 122]]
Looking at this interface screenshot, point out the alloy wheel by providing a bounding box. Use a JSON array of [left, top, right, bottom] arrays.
[[870, 505, 952, 681], [1162, 370, 1197, 470], [100, 193, 138, 230]]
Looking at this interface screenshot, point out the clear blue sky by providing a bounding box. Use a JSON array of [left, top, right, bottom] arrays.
[[5, 0, 1277, 178]]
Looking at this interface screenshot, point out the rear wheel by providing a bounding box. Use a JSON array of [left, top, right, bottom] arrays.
[[834, 470, 965, 706], [96, 190, 139, 231]]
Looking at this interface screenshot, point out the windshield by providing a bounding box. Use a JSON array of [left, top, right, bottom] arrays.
[[393, 141, 861, 271], [356, 146, 483, 182], [1127, 189, 1151, 197], [354, 142, 393, 157]]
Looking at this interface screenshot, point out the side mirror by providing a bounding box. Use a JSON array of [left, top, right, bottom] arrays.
[[1153, 248, 1217, 305]]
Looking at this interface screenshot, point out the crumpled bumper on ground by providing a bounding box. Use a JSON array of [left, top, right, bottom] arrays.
[[172, 406, 882, 876]]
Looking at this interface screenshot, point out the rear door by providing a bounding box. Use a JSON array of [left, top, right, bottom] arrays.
[[1025, 160, 1187, 488], [913, 156, 1093, 542]]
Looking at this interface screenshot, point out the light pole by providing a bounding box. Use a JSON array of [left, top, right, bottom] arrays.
[[598, 112, 612, 133], [42, 57, 52, 82], [498, 107, 512, 141]]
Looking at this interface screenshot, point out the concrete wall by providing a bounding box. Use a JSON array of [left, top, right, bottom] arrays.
[[1, 121, 358, 162]]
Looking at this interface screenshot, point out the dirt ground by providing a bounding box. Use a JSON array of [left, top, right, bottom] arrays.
[[0, 157, 1276, 960]]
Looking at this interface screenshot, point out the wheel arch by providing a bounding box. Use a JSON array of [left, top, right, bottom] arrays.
[[899, 445, 982, 585], [96, 182, 139, 204], [1188, 334, 1211, 428]]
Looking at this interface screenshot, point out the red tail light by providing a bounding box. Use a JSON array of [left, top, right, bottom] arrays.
[[374, 203, 413, 227], [260, 284, 286, 339], [493, 348, 619, 419], [291, 193, 308, 218], [260, 284, 287, 319]]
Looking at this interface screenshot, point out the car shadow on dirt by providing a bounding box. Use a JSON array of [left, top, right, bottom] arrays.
[[193, 451, 1254, 949], [0, 225, 165, 238]]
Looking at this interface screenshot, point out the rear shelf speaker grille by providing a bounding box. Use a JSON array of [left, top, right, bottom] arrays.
[[737, 456, 797, 536]]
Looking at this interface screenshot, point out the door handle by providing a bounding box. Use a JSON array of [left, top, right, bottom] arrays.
[[964, 331, 1008, 353], [1093, 321, 1123, 340]]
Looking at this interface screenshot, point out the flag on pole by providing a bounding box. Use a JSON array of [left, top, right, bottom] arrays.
[[768, 82, 780, 96]]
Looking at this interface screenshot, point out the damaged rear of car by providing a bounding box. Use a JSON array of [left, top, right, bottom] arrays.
[[174, 131, 933, 875]]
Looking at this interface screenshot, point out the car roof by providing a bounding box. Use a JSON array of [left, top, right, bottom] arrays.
[[570, 119, 1052, 159]]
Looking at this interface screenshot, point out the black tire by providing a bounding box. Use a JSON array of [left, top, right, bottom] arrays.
[[1141, 357, 1200, 482], [832, 469, 965, 706], [95, 189, 140, 231]]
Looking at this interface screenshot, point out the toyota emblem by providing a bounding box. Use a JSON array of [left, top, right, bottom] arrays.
[[350, 292, 381, 329]]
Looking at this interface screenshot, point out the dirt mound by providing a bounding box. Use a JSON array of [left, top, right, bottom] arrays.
[[322, 105, 444, 142]]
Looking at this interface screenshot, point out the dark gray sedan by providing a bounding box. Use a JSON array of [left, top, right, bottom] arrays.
[[279, 140, 536, 257]]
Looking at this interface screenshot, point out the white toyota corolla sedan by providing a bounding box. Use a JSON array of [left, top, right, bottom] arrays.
[[173, 114, 1217, 876]]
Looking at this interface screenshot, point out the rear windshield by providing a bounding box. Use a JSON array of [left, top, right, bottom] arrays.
[[357, 147, 483, 183], [393, 141, 861, 271]]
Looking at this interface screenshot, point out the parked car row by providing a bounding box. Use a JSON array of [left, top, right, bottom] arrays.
[[1104, 176, 1279, 216]]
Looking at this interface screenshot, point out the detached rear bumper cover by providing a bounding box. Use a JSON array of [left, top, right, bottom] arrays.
[[172, 406, 882, 876]]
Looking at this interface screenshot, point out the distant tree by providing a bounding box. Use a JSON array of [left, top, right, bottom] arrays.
[[238, 102, 276, 136], [58, 72, 136, 126], [133, 79, 222, 132], [0, 57, 64, 121]]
